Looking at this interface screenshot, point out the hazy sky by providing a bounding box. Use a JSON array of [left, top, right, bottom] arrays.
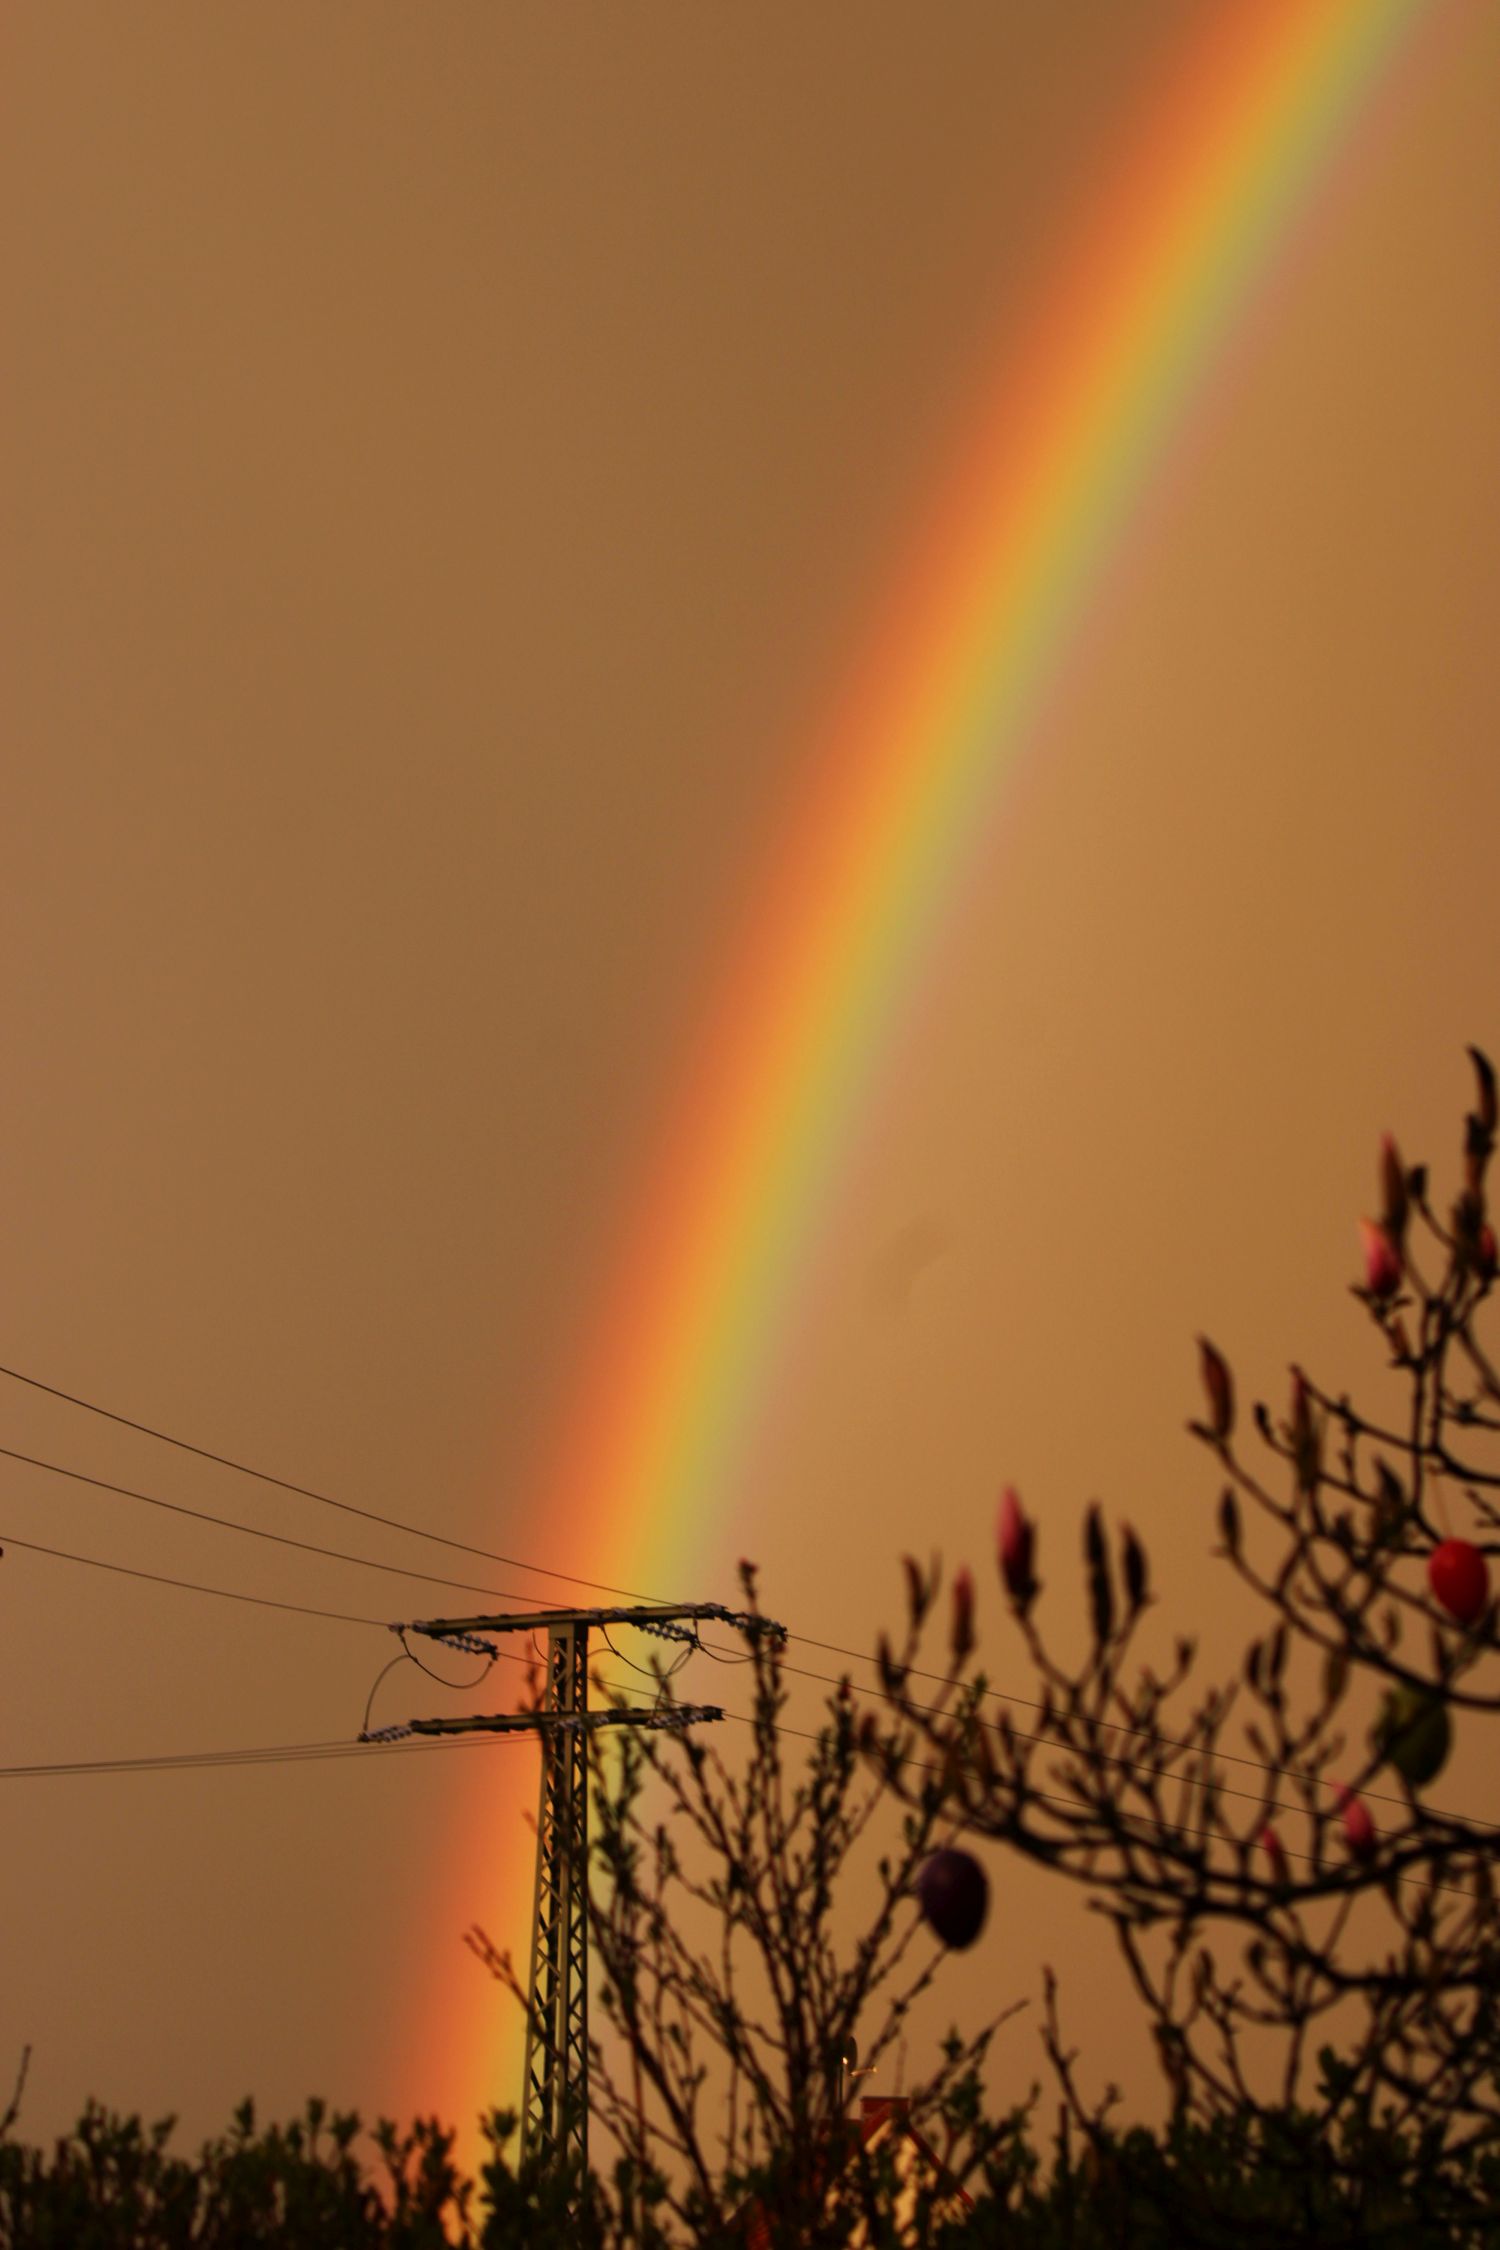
[[3, 0, 1499, 2180]]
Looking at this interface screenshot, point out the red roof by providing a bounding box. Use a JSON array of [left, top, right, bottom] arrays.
[[739, 2097, 973, 2247]]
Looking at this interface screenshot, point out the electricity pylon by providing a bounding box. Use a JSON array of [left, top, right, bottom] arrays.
[[360, 1597, 773, 2187]]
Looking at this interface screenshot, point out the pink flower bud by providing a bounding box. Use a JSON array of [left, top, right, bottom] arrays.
[[1480, 1224, 1497, 1279], [998, 1487, 1035, 1608], [951, 1566, 976, 1662], [1428, 1537, 1490, 1627], [1359, 1218, 1402, 1299], [1258, 1823, 1290, 1889], [1335, 1785, 1376, 1859]]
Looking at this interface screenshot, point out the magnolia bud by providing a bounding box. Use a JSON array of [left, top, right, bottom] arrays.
[[998, 1487, 1036, 1610], [876, 1634, 900, 1698], [1335, 1785, 1376, 1859], [951, 1566, 976, 1663], [1464, 1121, 1488, 1198], [1359, 1218, 1402, 1299], [1380, 1135, 1408, 1242], [1289, 1370, 1320, 1495], [1471, 1045, 1498, 1136], [1480, 1224, 1497, 1280], [1197, 1338, 1234, 1440], [1084, 1503, 1113, 1645], [1428, 1538, 1490, 1627], [916, 1848, 989, 1950], [1120, 1522, 1148, 1613], [1455, 1188, 1486, 1263]]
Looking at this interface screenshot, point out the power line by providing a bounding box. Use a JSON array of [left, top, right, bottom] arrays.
[[2, 1368, 1491, 1829], [0, 1442, 559, 1608], [0, 1525, 671, 1715], [0, 1364, 1345, 1781], [0, 1368, 1084, 1734], [5, 1516, 1481, 1838], [0, 1360, 1281, 1754], [0, 1526, 678, 1736], [0, 1528, 389, 1628], [0, 1361, 657, 1601], [0, 1732, 538, 1781], [0, 1360, 1400, 1787], [0, 1540, 1484, 1895], [2, 1469, 1478, 1828], [0, 1440, 872, 1719], [0, 1690, 1475, 1907]]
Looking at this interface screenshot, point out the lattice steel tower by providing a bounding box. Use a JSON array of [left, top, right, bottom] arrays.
[[522, 1615, 591, 2171], [360, 1597, 769, 2186]]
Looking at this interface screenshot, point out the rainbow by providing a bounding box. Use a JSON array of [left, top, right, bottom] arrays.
[[423, 0, 1437, 2141], [528, 0, 1433, 1603]]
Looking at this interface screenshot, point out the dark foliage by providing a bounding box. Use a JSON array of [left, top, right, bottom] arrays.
[[5, 2087, 1499, 2247]]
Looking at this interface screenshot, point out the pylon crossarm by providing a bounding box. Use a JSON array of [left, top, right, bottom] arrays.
[[366, 1702, 723, 1742], [397, 1601, 783, 1643]]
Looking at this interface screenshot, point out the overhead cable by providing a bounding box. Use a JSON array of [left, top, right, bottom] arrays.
[[4, 1368, 1491, 1828], [0, 1360, 656, 1599], [0, 1442, 548, 1606]]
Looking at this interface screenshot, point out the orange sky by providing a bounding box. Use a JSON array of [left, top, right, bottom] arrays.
[[2, 0, 1498, 2178]]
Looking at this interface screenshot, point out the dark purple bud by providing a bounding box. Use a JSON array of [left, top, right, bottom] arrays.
[[950, 1566, 976, 1663], [998, 1487, 1036, 1610], [1121, 1522, 1148, 1613], [1084, 1503, 1113, 1644], [1197, 1338, 1234, 1439], [1380, 1135, 1408, 1243], [1289, 1371, 1320, 1495], [916, 1847, 989, 1950]]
